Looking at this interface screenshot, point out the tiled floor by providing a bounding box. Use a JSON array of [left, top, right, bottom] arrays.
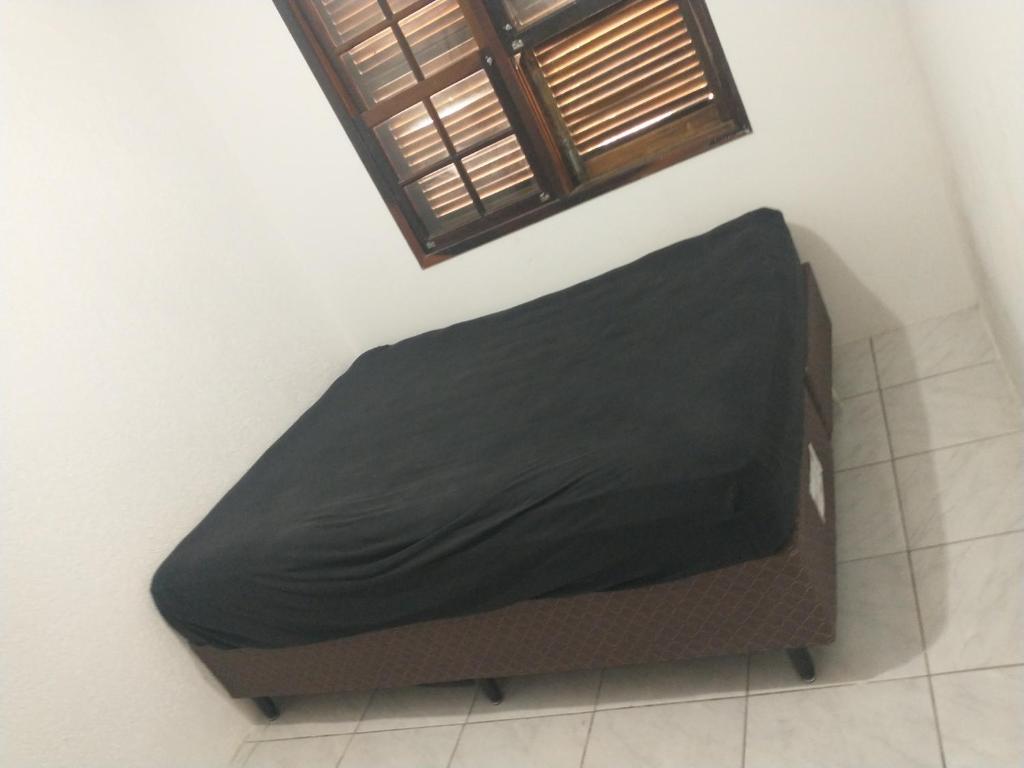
[[231, 306, 1024, 768]]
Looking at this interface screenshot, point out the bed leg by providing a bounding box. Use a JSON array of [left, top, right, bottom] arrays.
[[478, 678, 504, 705], [253, 697, 280, 721], [786, 647, 816, 683]]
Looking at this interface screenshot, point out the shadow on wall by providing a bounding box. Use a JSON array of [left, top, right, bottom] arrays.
[[799, 229, 949, 682], [789, 224, 903, 341]]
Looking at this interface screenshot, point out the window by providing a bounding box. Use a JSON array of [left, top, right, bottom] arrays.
[[278, 0, 748, 266]]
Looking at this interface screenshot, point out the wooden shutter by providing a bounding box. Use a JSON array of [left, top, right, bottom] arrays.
[[297, 0, 546, 249], [532, 0, 714, 158]]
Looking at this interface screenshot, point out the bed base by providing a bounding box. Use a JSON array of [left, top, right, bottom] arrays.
[[194, 264, 834, 718]]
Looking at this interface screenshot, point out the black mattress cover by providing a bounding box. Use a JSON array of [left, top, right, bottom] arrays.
[[153, 208, 807, 649]]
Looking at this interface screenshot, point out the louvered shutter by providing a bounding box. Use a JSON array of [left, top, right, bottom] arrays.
[[532, 0, 715, 158]]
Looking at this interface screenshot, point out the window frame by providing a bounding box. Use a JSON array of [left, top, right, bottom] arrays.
[[274, 0, 749, 267]]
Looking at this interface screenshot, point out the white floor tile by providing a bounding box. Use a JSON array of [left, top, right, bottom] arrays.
[[882, 363, 1021, 457], [583, 698, 744, 768], [254, 692, 370, 740], [467, 669, 600, 722], [896, 432, 1024, 548], [835, 462, 905, 561], [339, 725, 460, 768], [873, 307, 995, 388], [932, 666, 1024, 768], [834, 391, 891, 470], [749, 554, 925, 691], [357, 684, 475, 732], [745, 678, 942, 768], [912, 531, 1024, 673], [451, 713, 590, 768], [596, 655, 746, 710], [833, 338, 878, 398], [245, 735, 350, 768]]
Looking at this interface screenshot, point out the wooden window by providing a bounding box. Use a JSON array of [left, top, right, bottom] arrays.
[[279, 0, 748, 266]]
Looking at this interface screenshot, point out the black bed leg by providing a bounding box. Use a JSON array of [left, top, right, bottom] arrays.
[[478, 678, 504, 705], [786, 647, 816, 683], [253, 696, 280, 721]]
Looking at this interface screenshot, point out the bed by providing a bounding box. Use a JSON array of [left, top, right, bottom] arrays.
[[153, 208, 835, 716]]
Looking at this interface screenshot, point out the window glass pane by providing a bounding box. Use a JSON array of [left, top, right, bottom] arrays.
[[406, 165, 479, 236], [501, 0, 575, 30], [374, 103, 449, 180], [339, 28, 418, 106], [430, 70, 511, 151], [312, 0, 386, 46], [398, 0, 478, 78], [386, 0, 420, 12], [462, 135, 539, 212]]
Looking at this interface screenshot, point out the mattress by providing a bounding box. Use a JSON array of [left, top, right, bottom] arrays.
[[152, 207, 807, 650]]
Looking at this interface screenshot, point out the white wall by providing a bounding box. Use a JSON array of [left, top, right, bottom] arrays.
[[138, 0, 982, 351], [0, 3, 361, 767], [902, 0, 1024, 394], [1, 1, 985, 766]]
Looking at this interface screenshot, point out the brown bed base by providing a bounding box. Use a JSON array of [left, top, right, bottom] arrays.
[[193, 265, 835, 717]]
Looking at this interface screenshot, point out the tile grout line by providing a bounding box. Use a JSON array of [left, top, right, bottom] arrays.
[[834, 455, 895, 473], [889, 428, 1023, 463], [835, 426, 1023, 474], [747, 672, 929, 698], [333, 689, 382, 768], [230, 740, 255, 768], [870, 337, 948, 768], [837, 546, 909, 566], [576, 669, 605, 768], [595, 690, 750, 709], [930, 661, 1024, 678], [868, 335, 882, 390], [353, 688, 376, 734], [332, 734, 353, 768], [836, 356, 1009, 403], [834, 527, 1024, 568], [443, 684, 479, 768], [875, 358, 1000, 392], [905, 528, 1024, 555], [253, 727, 445, 744]]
